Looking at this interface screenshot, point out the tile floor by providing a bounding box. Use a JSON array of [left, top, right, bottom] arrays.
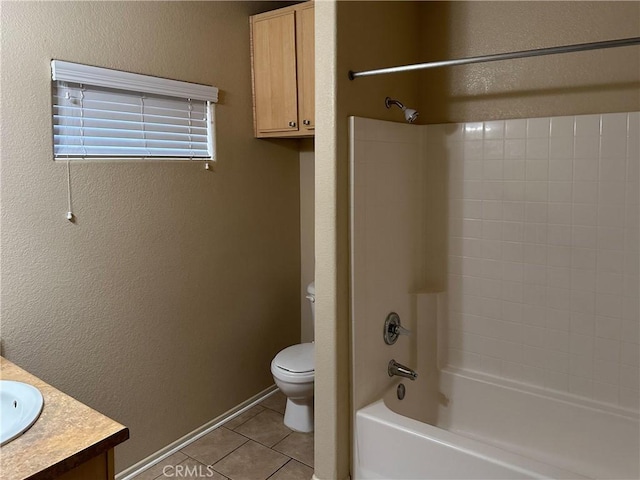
[[133, 391, 314, 480]]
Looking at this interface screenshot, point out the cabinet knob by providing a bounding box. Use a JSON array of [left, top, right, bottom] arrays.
[[303, 119, 311, 126], [289, 121, 297, 127]]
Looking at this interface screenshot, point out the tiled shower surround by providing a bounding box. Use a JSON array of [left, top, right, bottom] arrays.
[[351, 113, 639, 413], [442, 113, 639, 411]]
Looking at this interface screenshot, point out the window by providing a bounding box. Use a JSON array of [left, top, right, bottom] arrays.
[[51, 60, 218, 160]]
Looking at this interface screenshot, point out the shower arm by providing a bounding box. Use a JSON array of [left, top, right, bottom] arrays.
[[385, 97, 405, 110]]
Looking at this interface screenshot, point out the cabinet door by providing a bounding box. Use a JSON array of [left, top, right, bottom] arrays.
[[57, 450, 112, 479], [297, 5, 314, 132], [252, 11, 299, 134]]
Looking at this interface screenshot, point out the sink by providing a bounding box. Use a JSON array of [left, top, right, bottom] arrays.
[[0, 380, 44, 446]]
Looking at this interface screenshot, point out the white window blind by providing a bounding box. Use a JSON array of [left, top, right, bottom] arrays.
[[51, 60, 218, 160]]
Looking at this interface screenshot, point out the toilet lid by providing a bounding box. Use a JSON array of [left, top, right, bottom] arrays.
[[274, 343, 314, 374]]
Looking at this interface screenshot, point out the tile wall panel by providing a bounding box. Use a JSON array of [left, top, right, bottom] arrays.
[[439, 112, 640, 411]]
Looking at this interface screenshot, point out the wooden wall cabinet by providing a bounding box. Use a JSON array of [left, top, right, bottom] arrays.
[[250, 2, 314, 138]]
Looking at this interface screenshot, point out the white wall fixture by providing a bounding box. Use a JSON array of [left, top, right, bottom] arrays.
[[350, 114, 639, 480], [350, 112, 640, 412], [442, 112, 639, 410]]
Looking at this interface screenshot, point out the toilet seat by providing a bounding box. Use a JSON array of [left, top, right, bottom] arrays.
[[271, 343, 314, 384]]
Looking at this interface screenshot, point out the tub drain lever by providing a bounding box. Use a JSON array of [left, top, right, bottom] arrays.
[[383, 312, 412, 345]]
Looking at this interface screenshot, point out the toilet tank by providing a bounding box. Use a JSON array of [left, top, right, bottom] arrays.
[[306, 282, 315, 326]]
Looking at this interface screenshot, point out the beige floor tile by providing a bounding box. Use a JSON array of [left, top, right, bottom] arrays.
[[268, 460, 313, 480], [260, 391, 287, 414], [133, 452, 188, 480], [272, 432, 314, 468], [224, 405, 265, 430], [181, 427, 248, 466], [157, 457, 228, 479], [212, 440, 289, 480], [233, 409, 291, 447]]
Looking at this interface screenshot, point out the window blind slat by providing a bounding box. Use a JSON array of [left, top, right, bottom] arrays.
[[54, 107, 208, 125], [55, 135, 209, 149], [53, 116, 208, 135], [54, 126, 208, 142], [55, 145, 210, 157], [54, 89, 208, 111], [53, 100, 207, 119]]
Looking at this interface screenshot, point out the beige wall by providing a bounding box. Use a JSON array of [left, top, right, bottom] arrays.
[[0, 1, 301, 471], [300, 140, 315, 343], [420, 1, 640, 123]]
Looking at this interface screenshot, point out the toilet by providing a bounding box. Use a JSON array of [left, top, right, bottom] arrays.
[[270, 282, 315, 432]]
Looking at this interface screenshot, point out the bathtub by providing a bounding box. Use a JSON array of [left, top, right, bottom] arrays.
[[354, 368, 639, 479]]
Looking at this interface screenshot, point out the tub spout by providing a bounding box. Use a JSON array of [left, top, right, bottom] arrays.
[[388, 359, 418, 381]]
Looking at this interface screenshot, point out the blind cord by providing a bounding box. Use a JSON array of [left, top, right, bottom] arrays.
[[66, 159, 74, 222]]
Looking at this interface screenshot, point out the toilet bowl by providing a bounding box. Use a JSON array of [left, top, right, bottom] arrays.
[[270, 282, 315, 432]]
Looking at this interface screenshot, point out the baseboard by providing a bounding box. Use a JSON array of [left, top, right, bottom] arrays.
[[116, 384, 279, 480], [312, 475, 350, 480]]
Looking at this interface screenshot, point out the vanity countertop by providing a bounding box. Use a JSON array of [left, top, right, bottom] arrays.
[[0, 356, 129, 480]]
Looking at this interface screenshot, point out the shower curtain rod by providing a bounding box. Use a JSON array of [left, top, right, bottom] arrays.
[[348, 37, 640, 80]]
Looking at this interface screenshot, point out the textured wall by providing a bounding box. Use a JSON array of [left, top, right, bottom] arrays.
[[300, 140, 315, 343], [420, 1, 640, 123], [0, 1, 300, 471]]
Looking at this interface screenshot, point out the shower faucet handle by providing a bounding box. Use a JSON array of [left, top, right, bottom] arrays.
[[383, 312, 412, 345], [394, 323, 412, 336]]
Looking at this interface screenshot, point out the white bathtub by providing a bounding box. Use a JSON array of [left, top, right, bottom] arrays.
[[354, 368, 639, 479]]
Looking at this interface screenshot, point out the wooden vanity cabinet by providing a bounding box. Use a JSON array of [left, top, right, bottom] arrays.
[[57, 450, 114, 480], [250, 2, 314, 138], [0, 356, 128, 480]]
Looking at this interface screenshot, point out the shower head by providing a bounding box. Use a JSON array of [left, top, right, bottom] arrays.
[[385, 97, 419, 123], [404, 108, 419, 123]]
